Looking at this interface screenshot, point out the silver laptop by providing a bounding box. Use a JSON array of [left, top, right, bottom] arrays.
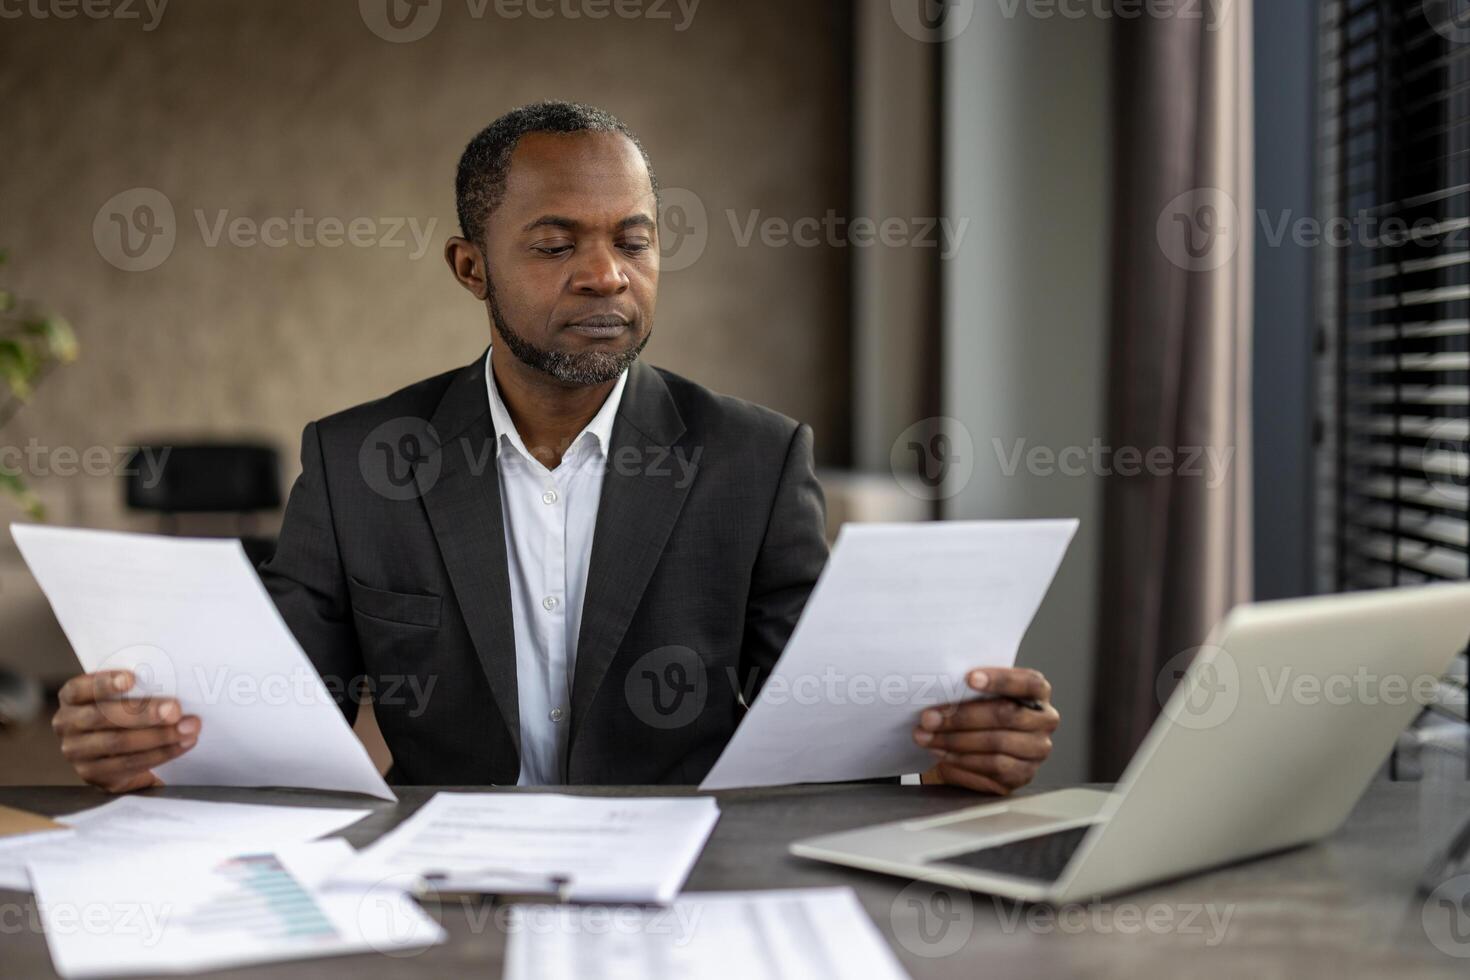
[[790, 584, 1470, 903]]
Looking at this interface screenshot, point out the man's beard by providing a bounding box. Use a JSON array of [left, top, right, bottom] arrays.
[[488, 276, 650, 386]]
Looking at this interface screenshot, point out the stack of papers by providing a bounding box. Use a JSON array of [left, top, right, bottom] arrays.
[[504, 887, 911, 980], [701, 520, 1077, 789], [29, 838, 444, 978], [332, 793, 721, 903], [11, 524, 394, 800], [0, 797, 370, 892]]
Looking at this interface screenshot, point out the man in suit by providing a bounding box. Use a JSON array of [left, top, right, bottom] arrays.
[[50, 102, 1060, 793]]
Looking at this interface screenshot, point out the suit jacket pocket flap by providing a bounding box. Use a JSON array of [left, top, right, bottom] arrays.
[[348, 576, 442, 629]]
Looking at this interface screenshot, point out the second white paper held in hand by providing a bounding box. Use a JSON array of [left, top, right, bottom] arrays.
[[10, 524, 394, 800], [701, 519, 1078, 790]]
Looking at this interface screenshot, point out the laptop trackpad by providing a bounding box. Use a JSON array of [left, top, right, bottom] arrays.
[[932, 811, 1070, 839], [905, 809, 1074, 853]]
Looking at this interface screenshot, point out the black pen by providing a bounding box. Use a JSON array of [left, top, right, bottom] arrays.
[[977, 693, 1045, 712]]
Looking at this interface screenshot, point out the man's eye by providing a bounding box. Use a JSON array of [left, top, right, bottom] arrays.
[[533, 245, 572, 256], [619, 241, 652, 254]]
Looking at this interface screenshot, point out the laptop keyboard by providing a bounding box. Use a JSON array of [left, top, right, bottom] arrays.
[[930, 825, 1093, 882]]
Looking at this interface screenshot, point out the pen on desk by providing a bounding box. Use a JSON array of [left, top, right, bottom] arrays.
[[414, 869, 573, 905]]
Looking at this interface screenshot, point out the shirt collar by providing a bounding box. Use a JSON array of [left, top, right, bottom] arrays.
[[483, 346, 629, 467]]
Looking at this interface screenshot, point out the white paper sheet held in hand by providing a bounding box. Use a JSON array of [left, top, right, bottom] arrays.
[[332, 793, 720, 903], [10, 524, 394, 800], [701, 520, 1077, 790]]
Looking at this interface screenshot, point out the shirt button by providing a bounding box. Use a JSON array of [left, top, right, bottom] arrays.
[[542, 595, 559, 611], [542, 489, 558, 505], [550, 707, 565, 723]]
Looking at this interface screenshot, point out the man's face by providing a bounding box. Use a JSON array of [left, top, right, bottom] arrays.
[[479, 130, 659, 386]]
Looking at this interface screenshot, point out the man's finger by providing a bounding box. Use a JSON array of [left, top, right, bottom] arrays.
[[932, 763, 1011, 796], [920, 699, 1060, 735], [916, 728, 1052, 760], [58, 671, 134, 706], [99, 771, 165, 794], [54, 699, 185, 735], [74, 741, 193, 785], [60, 722, 197, 763], [940, 752, 1040, 789], [968, 667, 1051, 702]]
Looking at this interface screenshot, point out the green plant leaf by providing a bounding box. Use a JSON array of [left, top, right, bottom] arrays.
[[0, 469, 44, 520], [0, 339, 37, 398], [19, 316, 79, 361], [45, 316, 78, 362]]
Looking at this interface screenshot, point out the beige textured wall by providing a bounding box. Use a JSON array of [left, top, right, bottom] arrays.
[[0, 0, 852, 532]]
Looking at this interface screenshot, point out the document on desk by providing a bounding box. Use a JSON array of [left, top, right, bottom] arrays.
[[504, 887, 910, 980], [10, 524, 394, 800], [0, 803, 70, 844], [0, 796, 371, 892], [332, 792, 721, 903], [30, 838, 444, 978], [701, 519, 1078, 790]]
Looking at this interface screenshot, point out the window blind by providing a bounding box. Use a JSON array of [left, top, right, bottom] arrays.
[[1317, 0, 1470, 768]]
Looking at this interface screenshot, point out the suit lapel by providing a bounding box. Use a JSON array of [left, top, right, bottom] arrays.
[[417, 352, 521, 756], [569, 360, 691, 748]]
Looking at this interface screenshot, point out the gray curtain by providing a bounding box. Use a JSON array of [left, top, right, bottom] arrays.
[[1090, 1, 1255, 779]]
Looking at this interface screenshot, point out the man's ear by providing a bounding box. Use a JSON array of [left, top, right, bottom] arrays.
[[444, 236, 489, 301]]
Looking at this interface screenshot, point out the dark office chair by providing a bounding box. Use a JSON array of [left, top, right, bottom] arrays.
[[122, 442, 283, 568]]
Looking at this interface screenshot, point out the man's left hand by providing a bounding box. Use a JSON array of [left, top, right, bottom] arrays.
[[913, 668, 1059, 795]]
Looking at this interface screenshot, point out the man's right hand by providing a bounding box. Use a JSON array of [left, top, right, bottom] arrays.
[[51, 670, 201, 793]]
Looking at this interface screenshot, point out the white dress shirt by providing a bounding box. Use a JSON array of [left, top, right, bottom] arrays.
[[484, 348, 628, 785]]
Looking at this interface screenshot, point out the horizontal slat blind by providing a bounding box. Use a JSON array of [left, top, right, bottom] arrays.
[[1319, 0, 1470, 589], [1318, 0, 1469, 760]]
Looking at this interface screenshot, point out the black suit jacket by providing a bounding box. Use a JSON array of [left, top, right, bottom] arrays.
[[258, 353, 828, 785]]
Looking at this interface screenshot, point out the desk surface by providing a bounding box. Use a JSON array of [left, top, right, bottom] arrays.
[[2, 781, 1467, 979]]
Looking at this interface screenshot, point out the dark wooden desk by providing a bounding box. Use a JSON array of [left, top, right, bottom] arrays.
[[2, 780, 1467, 978]]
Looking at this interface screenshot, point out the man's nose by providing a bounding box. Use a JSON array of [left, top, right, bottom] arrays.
[[571, 246, 629, 295]]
